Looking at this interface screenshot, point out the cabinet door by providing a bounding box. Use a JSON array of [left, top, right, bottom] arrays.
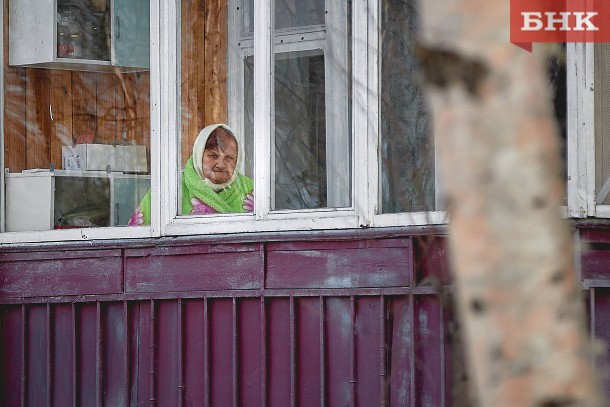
[[8, 0, 55, 65], [113, 0, 149, 68], [6, 174, 54, 232]]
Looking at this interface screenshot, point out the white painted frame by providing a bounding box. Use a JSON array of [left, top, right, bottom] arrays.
[[567, 43, 595, 218], [367, 0, 447, 227]]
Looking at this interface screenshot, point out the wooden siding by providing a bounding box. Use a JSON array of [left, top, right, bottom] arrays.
[[181, 0, 228, 164], [3, 65, 151, 172], [4, 0, 227, 171]]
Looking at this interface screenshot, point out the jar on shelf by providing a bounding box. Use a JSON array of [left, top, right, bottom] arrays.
[[56, 7, 84, 59]]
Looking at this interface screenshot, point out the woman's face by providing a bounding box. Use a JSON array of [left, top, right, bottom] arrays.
[[201, 135, 237, 184]]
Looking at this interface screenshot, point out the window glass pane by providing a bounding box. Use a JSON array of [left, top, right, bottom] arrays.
[[244, 56, 255, 180], [275, 0, 325, 30], [178, 0, 254, 217], [272, 0, 351, 210], [595, 44, 610, 205], [4, 0, 151, 231], [380, 0, 434, 213]]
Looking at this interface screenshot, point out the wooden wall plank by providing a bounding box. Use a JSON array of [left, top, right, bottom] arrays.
[[96, 72, 118, 144], [50, 71, 74, 169], [3, 0, 26, 172], [181, 0, 199, 164], [134, 72, 151, 148], [204, 0, 228, 125], [4, 67, 27, 172], [113, 72, 127, 143], [72, 72, 98, 141], [25, 69, 51, 169], [122, 73, 138, 143]]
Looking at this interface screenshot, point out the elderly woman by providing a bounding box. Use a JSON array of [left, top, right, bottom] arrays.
[[129, 124, 254, 226]]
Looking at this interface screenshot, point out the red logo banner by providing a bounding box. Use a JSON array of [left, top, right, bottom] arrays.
[[510, 0, 610, 51]]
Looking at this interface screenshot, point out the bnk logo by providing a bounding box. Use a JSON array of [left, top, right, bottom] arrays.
[[510, 0, 610, 51], [521, 12, 598, 31]]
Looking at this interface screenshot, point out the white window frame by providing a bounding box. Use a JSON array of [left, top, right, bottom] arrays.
[[0, 0, 162, 244], [163, 0, 447, 237], [1, 0, 451, 245], [566, 42, 609, 219]]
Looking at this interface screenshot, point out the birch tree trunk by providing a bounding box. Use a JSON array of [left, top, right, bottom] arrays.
[[418, 1, 603, 405]]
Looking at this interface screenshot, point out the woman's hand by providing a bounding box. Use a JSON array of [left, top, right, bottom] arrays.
[[242, 192, 254, 212]]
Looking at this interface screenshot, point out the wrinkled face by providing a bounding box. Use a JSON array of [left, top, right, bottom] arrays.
[[201, 133, 238, 184]]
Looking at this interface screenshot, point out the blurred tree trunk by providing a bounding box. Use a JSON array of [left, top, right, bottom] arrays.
[[418, 1, 603, 405]]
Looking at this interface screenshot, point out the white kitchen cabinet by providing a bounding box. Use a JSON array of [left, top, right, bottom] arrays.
[[5, 170, 150, 232], [8, 0, 149, 71]]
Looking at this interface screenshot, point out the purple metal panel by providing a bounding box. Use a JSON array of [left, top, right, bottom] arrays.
[[124, 244, 264, 293], [592, 288, 610, 399], [354, 297, 382, 406], [268, 298, 291, 407], [127, 302, 139, 406], [413, 295, 443, 407], [156, 301, 180, 406], [184, 299, 206, 405], [385, 296, 414, 406], [581, 248, 610, 280], [238, 298, 263, 406], [580, 228, 610, 244], [104, 302, 128, 406], [260, 298, 267, 407], [296, 297, 322, 406], [325, 297, 352, 407], [443, 300, 455, 407], [0, 232, 457, 406], [27, 305, 48, 406], [266, 239, 412, 289], [417, 236, 451, 285], [133, 301, 151, 405], [1, 306, 24, 407], [210, 299, 234, 406], [53, 304, 74, 407], [0, 251, 122, 298], [78, 304, 98, 406]]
